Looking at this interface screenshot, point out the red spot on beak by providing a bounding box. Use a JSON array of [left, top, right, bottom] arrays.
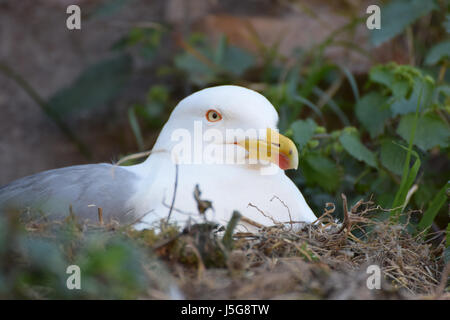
[[278, 153, 290, 170]]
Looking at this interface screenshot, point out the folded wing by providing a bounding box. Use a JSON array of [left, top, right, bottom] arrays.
[[0, 164, 139, 223]]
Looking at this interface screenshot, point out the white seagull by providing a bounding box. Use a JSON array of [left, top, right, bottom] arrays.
[[0, 85, 316, 231]]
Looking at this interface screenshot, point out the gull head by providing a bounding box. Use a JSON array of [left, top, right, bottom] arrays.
[[153, 85, 298, 170]]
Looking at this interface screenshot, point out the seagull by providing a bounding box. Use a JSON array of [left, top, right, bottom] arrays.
[[0, 85, 316, 231]]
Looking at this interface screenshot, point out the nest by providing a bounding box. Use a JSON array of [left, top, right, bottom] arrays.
[[2, 195, 448, 300], [151, 195, 448, 299]]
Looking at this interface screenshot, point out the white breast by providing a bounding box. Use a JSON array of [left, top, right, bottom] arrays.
[[128, 153, 316, 231]]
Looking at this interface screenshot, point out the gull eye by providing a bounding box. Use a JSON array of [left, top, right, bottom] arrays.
[[206, 109, 222, 122]]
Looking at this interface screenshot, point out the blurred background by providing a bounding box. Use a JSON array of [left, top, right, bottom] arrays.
[[0, 0, 448, 226]]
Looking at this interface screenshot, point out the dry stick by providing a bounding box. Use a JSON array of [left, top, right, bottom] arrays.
[[123, 209, 154, 229], [247, 203, 281, 226], [69, 205, 74, 218], [337, 194, 351, 234], [0, 62, 91, 158], [166, 163, 179, 224], [112, 149, 169, 178], [161, 198, 195, 216], [402, 184, 418, 211], [291, 242, 314, 262], [270, 195, 293, 229], [233, 232, 259, 239], [176, 36, 220, 72], [406, 26, 415, 66], [114, 150, 153, 166], [152, 232, 183, 251], [185, 241, 206, 281], [316, 74, 344, 110], [97, 207, 103, 226], [313, 202, 336, 225], [240, 216, 264, 229], [351, 199, 364, 214], [434, 262, 450, 299]]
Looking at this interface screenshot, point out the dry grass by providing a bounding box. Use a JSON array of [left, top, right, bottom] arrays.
[[10, 194, 449, 300], [142, 195, 448, 300]]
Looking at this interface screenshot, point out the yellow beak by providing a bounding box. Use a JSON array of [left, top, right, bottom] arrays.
[[236, 128, 299, 170]]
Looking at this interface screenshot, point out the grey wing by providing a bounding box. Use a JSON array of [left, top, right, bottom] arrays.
[[0, 164, 139, 223]]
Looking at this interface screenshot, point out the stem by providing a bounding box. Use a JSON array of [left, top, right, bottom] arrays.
[[222, 211, 241, 250], [391, 87, 423, 220], [166, 163, 179, 224], [438, 61, 447, 83], [406, 26, 415, 66]]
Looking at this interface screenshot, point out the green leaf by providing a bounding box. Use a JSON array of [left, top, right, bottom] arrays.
[[370, 0, 437, 47], [380, 140, 408, 175], [310, 84, 350, 126], [339, 131, 377, 168], [222, 211, 241, 250], [369, 171, 396, 207], [175, 35, 254, 85], [392, 156, 421, 216], [397, 113, 450, 151], [49, 54, 132, 115], [146, 85, 169, 104], [369, 63, 415, 98], [287, 65, 300, 99], [447, 225, 450, 248], [403, 157, 420, 199], [112, 27, 164, 58], [425, 40, 450, 65], [219, 45, 255, 77], [414, 183, 438, 207], [418, 181, 449, 231], [214, 36, 255, 77], [299, 64, 335, 106], [370, 64, 434, 115], [128, 107, 144, 151], [436, 84, 450, 100], [391, 98, 422, 218], [369, 64, 396, 88], [214, 35, 227, 65], [174, 51, 215, 86], [291, 119, 317, 149], [301, 153, 341, 192], [111, 28, 146, 50], [391, 77, 434, 116], [339, 66, 360, 101], [355, 92, 391, 138], [292, 94, 324, 120]]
